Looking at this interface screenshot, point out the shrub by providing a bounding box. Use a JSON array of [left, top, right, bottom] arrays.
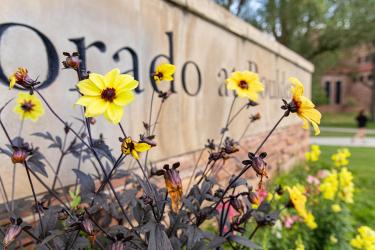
[[0, 52, 323, 249]]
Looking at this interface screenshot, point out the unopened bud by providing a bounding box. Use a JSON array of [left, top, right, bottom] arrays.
[[11, 148, 28, 164]]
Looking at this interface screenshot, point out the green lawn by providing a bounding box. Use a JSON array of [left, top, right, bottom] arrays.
[[320, 112, 375, 129], [319, 146, 375, 227]]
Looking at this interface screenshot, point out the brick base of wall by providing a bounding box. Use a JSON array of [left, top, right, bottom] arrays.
[[157, 123, 309, 189]]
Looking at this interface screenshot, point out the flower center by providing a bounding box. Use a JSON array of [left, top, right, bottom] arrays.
[[101, 88, 116, 102], [290, 99, 300, 113], [156, 72, 163, 80], [238, 80, 248, 89], [21, 101, 34, 112]]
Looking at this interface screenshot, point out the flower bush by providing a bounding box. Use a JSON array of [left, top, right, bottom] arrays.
[[255, 145, 375, 250], [0, 50, 325, 249]]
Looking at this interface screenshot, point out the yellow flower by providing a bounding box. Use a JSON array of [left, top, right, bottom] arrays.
[[331, 204, 342, 213], [13, 93, 45, 121], [153, 63, 176, 83], [121, 137, 151, 160], [305, 212, 317, 229], [226, 71, 264, 101], [295, 237, 305, 250], [287, 185, 317, 229], [289, 77, 321, 135], [351, 226, 375, 250], [305, 144, 321, 162], [330, 235, 338, 244], [8, 67, 31, 89], [338, 167, 354, 203], [319, 170, 338, 200], [332, 148, 351, 167], [76, 68, 138, 124]]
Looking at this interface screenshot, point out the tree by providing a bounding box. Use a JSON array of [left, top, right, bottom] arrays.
[[216, 0, 375, 114]]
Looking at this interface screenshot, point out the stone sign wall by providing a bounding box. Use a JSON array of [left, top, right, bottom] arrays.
[[0, 0, 314, 200]]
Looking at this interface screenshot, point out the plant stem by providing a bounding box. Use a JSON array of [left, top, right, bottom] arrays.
[[186, 149, 205, 193], [147, 90, 155, 137], [0, 176, 10, 213], [33, 88, 90, 149], [226, 102, 248, 128], [214, 113, 286, 210], [150, 101, 164, 135], [218, 96, 237, 148], [254, 113, 286, 154], [249, 224, 260, 240], [26, 163, 71, 213], [24, 162, 45, 237], [119, 123, 127, 137], [84, 208, 114, 241], [51, 151, 66, 192], [95, 154, 125, 194]]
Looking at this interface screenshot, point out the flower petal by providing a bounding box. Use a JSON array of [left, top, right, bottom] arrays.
[[104, 68, 120, 87], [85, 98, 109, 117], [289, 77, 304, 97], [134, 143, 151, 153], [76, 96, 97, 107], [114, 74, 138, 91], [77, 79, 101, 96], [104, 103, 123, 124], [89, 73, 106, 89], [131, 150, 139, 160], [114, 91, 134, 106]]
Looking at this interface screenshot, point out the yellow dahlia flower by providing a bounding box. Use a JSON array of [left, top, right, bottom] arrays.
[[351, 226, 375, 250], [226, 71, 264, 101], [153, 63, 176, 83], [76, 68, 138, 124], [13, 93, 45, 121], [289, 77, 321, 135], [121, 137, 151, 160]]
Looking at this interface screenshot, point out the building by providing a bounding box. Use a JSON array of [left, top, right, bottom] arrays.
[[321, 44, 374, 112]]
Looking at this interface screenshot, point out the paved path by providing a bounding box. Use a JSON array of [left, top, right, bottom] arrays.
[[320, 127, 375, 134], [310, 136, 375, 147]]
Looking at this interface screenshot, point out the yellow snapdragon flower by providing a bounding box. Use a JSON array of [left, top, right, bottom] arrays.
[[287, 185, 317, 229], [351, 226, 375, 250], [332, 148, 351, 167], [331, 204, 341, 213], [339, 167, 354, 204], [320, 170, 338, 200], [305, 144, 321, 162]]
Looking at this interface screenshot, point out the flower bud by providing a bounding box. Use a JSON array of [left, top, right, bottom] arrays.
[[62, 52, 80, 70], [3, 224, 22, 247], [164, 167, 183, 213], [110, 241, 126, 250], [11, 148, 28, 164], [248, 192, 260, 205], [81, 218, 94, 236]]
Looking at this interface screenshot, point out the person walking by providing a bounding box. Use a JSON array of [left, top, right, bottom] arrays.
[[353, 109, 368, 143]]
